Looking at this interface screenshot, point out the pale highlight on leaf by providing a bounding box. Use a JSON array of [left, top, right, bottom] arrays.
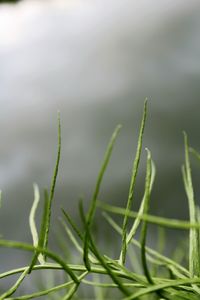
[[29, 184, 45, 265], [29, 184, 40, 249]]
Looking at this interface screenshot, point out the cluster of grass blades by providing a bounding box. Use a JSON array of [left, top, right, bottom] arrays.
[[1, 101, 200, 299]]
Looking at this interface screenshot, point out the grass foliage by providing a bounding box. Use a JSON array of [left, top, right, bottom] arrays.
[[1, 102, 200, 299]]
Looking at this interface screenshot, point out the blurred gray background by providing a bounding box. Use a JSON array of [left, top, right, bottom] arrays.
[[0, 0, 200, 276]]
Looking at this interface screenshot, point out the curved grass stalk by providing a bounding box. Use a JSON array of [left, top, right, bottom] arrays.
[[29, 184, 40, 253], [0, 263, 142, 282], [29, 184, 46, 268], [0, 264, 63, 279], [28, 189, 50, 273]]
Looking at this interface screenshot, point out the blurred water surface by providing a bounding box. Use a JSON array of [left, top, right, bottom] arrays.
[[0, 0, 200, 272]]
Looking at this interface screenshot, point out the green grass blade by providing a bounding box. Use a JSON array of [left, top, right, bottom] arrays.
[[86, 124, 122, 224], [196, 205, 200, 251], [0, 263, 124, 280], [126, 157, 156, 245], [79, 200, 92, 271], [190, 146, 200, 284], [83, 125, 121, 270], [60, 218, 97, 264], [43, 111, 61, 253], [62, 207, 99, 264], [140, 149, 154, 284], [61, 208, 84, 241], [60, 218, 83, 254], [120, 99, 147, 265], [182, 132, 200, 277], [39, 189, 50, 258]]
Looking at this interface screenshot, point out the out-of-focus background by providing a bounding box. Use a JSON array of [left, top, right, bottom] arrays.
[[0, 0, 200, 275]]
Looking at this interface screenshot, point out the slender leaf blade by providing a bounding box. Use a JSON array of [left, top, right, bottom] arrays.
[[120, 100, 147, 264], [140, 149, 154, 284], [83, 125, 121, 270], [182, 132, 200, 277], [43, 112, 61, 254]]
